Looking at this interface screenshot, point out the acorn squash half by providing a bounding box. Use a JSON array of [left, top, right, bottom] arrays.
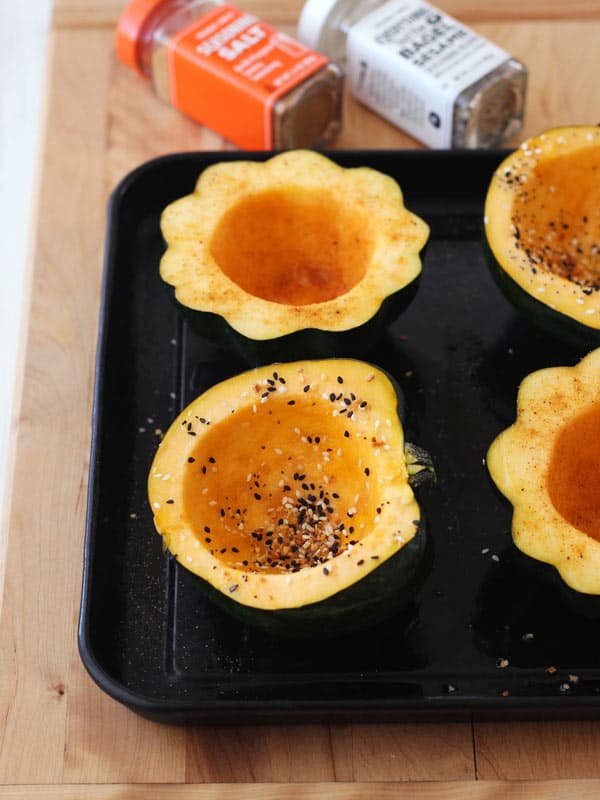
[[484, 125, 600, 348], [487, 347, 600, 594], [159, 150, 429, 360], [148, 359, 432, 637]]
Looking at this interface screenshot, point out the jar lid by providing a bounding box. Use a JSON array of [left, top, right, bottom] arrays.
[[115, 0, 165, 75], [297, 0, 345, 53]]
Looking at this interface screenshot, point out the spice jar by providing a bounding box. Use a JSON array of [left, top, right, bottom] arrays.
[[298, 0, 527, 149], [116, 0, 344, 150]]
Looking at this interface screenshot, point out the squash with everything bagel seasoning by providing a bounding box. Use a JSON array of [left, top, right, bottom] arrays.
[[148, 359, 433, 638], [483, 125, 600, 348]]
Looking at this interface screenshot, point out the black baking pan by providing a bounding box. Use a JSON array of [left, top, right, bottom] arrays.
[[78, 149, 600, 724]]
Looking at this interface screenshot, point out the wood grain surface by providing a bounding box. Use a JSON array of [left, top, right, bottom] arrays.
[[1, 0, 600, 796]]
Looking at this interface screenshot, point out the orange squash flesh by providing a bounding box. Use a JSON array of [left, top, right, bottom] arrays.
[[510, 147, 600, 287], [547, 403, 600, 541], [209, 187, 373, 306], [183, 396, 380, 574]]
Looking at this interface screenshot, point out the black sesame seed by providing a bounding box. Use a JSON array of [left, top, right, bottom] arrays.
[[337, 376, 343, 384], [187, 457, 195, 463]]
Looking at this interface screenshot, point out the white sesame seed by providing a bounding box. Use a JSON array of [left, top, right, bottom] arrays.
[[153, 502, 160, 509]]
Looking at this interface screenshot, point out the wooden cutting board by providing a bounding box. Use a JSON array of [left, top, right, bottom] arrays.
[[1, 0, 599, 795]]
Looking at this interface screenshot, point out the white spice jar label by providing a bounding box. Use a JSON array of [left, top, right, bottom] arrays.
[[346, 0, 510, 147]]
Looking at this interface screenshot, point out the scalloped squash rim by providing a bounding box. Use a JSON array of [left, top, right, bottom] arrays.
[[487, 347, 600, 594], [159, 150, 429, 340]]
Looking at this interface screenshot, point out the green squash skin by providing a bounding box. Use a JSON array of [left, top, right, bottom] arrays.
[[193, 522, 431, 639], [483, 235, 600, 350], [163, 277, 421, 365]]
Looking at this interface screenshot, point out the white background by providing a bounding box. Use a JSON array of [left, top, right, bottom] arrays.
[[0, 0, 53, 524]]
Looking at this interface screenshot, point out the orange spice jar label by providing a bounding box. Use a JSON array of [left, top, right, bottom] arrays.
[[167, 5, 330, 149]]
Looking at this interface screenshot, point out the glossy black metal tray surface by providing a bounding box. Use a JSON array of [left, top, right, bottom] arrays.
[[79, 149, 600, 723]]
